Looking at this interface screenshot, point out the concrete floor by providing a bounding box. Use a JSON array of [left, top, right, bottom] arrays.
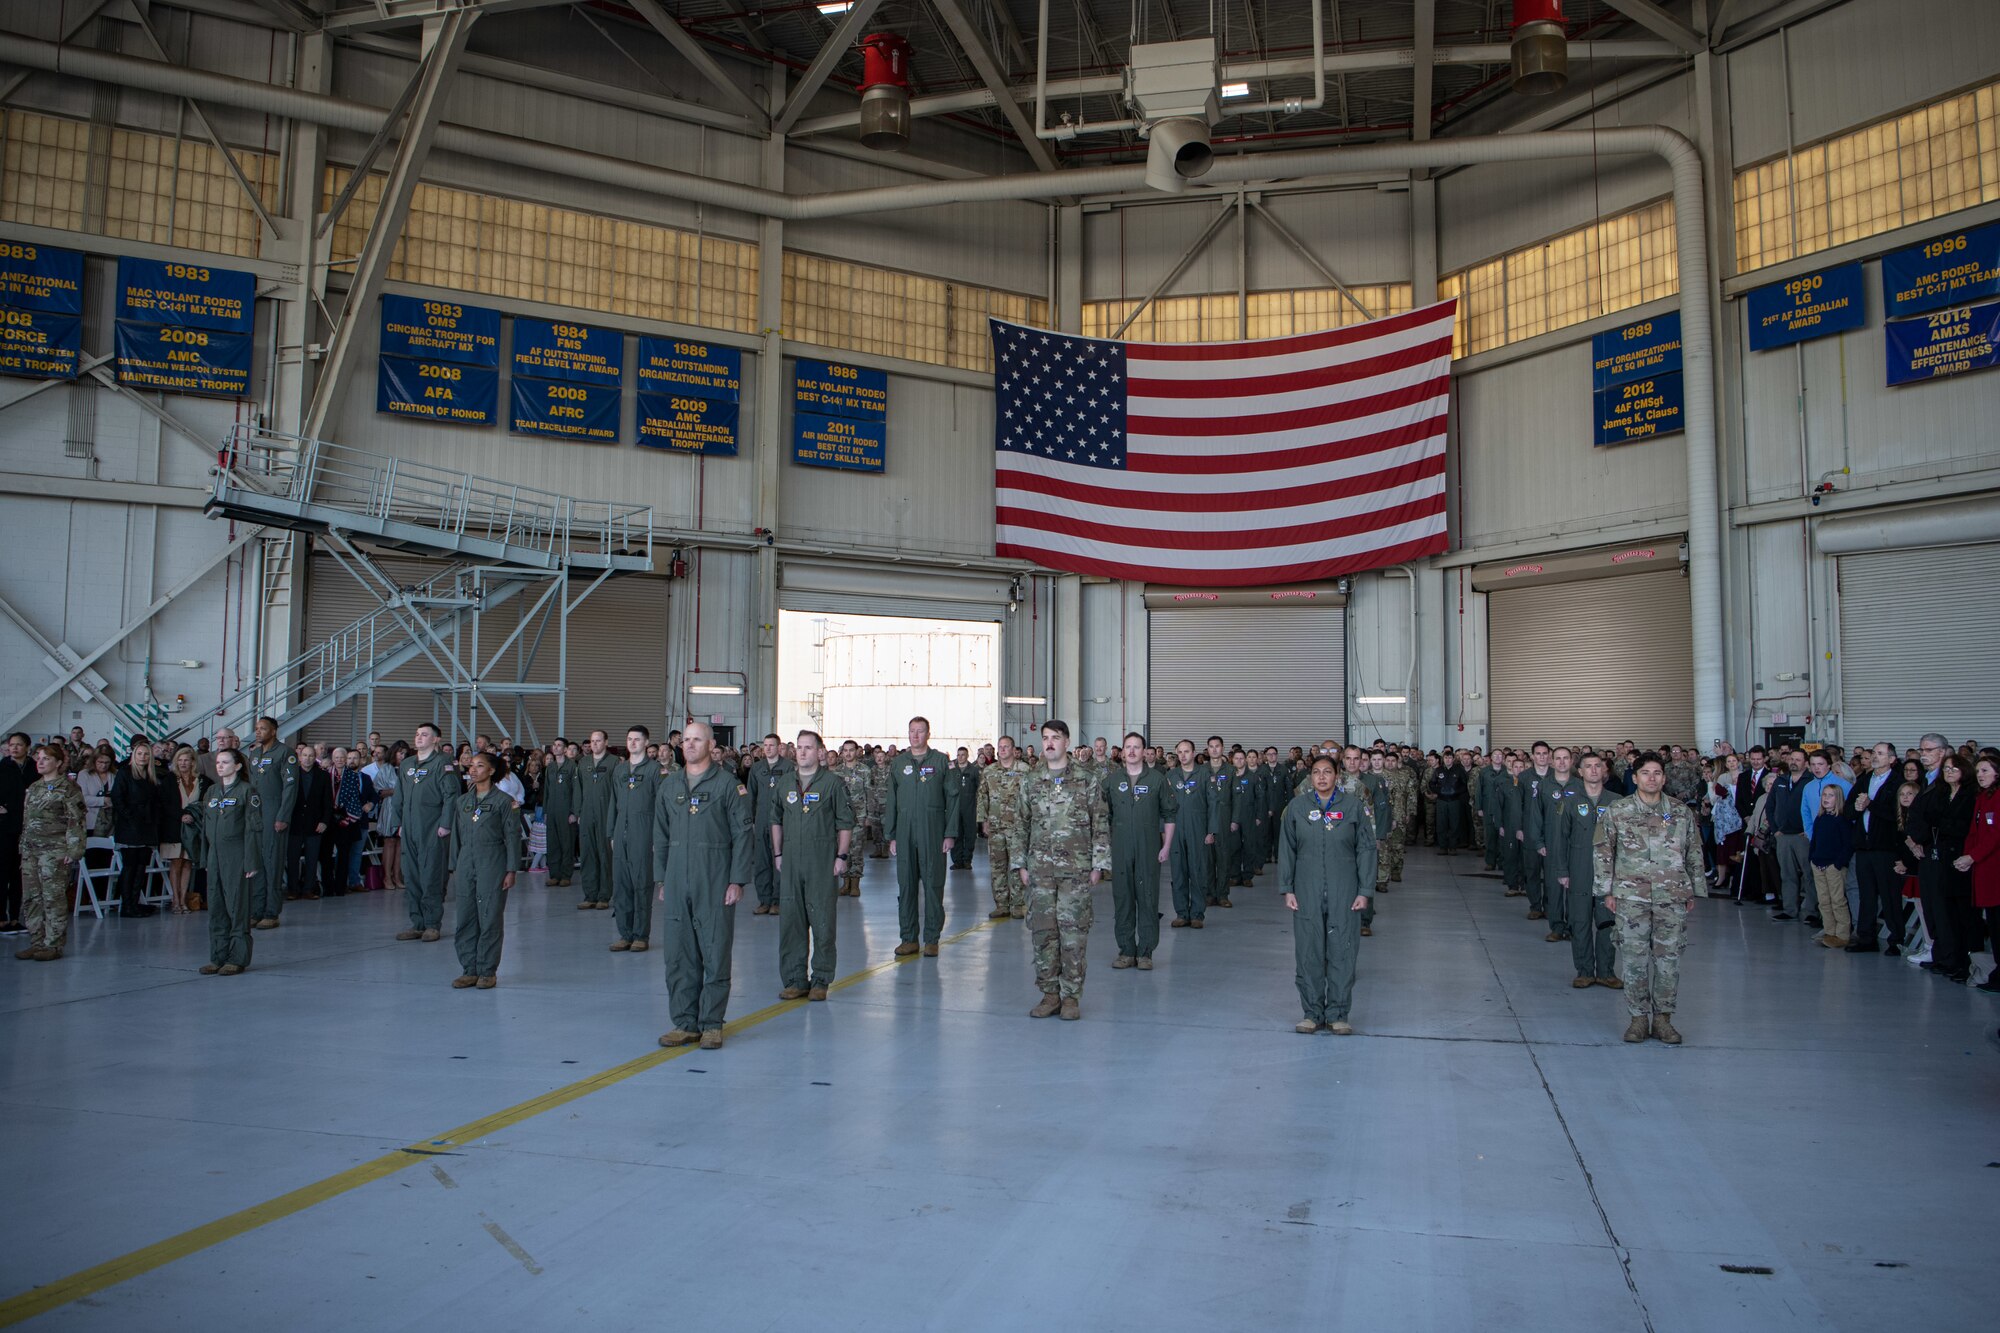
[[2, 845, 1994, 1331]]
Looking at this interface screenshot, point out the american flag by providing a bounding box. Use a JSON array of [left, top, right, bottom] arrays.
[[991, 300, 1455, 586]]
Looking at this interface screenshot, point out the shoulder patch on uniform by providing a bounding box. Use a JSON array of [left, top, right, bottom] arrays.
[[738, 784, 749, 796]]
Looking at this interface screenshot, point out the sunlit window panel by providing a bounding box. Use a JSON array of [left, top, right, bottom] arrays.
[[1733, 77, 2000, 274], [0, 111, 89, 232]]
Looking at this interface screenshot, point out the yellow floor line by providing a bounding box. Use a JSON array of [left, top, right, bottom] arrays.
[[0, 916, 1007, 1327]]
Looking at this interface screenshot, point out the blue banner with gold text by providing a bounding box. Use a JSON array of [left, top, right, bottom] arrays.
[[1882, 221, 2000, 319], [1746, 263, 1866, 351], [379, 354, 498, 425], [1885, 300, 2000, 387], [0, 240, 83, 314], [509, 375, 619, 442]]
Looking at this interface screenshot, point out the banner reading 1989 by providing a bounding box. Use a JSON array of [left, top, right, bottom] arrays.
[[1590, 312, 1683, 446], [115, 256, 253, 397]]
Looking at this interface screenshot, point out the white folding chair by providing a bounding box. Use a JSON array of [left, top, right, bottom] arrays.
[[72, 839, 120, 920], [140, 849, 174, 906], [527, 818, 547, 874]]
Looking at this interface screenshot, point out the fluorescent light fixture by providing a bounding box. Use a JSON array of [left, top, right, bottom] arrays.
[[1355, 695, 1407, 705], [1003, 695, 1047, 706], [689, 685, 744, 696], [816, 1, 853, 13], [1221, 81, 1251, 99]]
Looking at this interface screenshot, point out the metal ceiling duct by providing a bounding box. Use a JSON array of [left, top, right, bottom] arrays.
[[856, 32, 911, 151], [1510, 0, 1569, 95], [1143, 116, 1215, 193]]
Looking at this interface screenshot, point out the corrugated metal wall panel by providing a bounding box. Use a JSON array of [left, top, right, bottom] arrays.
[[1147, 605, 1346, 751], [1837, 544, 2000, 747], [1780, 0, 2000, 147], [1488, 568, 1693, 749], [1455, 344, 1690, 550]]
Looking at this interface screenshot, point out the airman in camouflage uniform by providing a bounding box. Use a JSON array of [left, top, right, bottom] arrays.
[[833, 741, 873, 895], [1592, 752, 1705, 1045], [16, 748, 86, 959], [1663, 747, 1704, 807], [976, 737, 1030, 918], [1017, 724, 1110, 1020], [1384, 751, 1416, 884], [865, 749, 890, 857]]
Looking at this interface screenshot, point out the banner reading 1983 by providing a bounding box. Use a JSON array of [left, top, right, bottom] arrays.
[[115, 256, 253, 397], [0, 241, 84, 381], [378, 294, 500, 425]]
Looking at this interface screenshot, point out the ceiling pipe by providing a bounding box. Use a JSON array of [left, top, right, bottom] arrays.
[[0, 33, 1728, 744]]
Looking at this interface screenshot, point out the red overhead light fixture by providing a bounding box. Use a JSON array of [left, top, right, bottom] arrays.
[[857, 32, 912, 151], [1510, 0, 1568, 95]]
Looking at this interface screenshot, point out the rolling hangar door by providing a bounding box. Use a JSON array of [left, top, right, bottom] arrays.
[[303, 551, 669, 746], [1835, 543, 2000, 746], [1145, 584, 1347, 752], [1475, 543, 1693, 751]]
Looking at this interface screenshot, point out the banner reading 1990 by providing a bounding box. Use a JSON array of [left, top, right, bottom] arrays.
[[378, 294, 500, 425], [0, 241, 84, 381], [115, 256, 253, 397], [1746, 263, 1866, 351]]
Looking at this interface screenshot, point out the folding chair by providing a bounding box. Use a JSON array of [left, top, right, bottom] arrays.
[[527, 818, 547, 875], [72, 839, 121, 920], [140, 849, 174, 906]]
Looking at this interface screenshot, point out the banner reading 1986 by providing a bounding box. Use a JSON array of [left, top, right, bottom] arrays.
[[792, 359, 887, 473], [637, 336, 741, 455], [0, 241, 84, 381], [115, 256, 252, 397]]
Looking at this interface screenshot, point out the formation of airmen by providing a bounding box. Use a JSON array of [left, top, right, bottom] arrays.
[[9, 716, 1711, 1049]]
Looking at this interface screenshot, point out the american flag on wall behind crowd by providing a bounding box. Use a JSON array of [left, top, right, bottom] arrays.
[[991, 300, 1456, 587]]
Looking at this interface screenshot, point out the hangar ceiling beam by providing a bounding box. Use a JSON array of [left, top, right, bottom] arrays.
[[621, 0, 771, 128], [128, 1, 281, 240], [320, 0, 570, 33], [772, 0, 886, 137], [0, 0, 115, 106], [929, 0, 1060, 171], [1411, 0, 1435, 141], [1598, 0, 1705, 53], [303, 7, 476, 442]]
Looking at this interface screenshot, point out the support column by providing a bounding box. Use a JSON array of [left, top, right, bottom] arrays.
[[1411, 175, 1449, 752], [751, 69, 786, 733]]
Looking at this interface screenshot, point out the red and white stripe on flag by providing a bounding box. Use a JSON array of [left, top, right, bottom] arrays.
[[993, 299, 1454, 587]]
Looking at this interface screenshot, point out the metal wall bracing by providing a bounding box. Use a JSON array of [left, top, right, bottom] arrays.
[[303, 554, 669, 746], [1836, 545, 2000, 748], [1484, 568, 1694, 751], [1144, 586, 1347, 752]]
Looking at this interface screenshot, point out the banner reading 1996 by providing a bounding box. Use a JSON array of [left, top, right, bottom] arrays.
[[1882, 220, 2000, 319], [0, 240, 84, 381], [115, 256, 252, 397]]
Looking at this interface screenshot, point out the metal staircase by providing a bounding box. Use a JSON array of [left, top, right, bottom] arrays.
[[207, 424, 654, 573], [182, 425, 656, 743]]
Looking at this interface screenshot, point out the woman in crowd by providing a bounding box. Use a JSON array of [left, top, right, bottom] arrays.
[[16, 742, 86, 961], [108, 735, 165, 918], [189, 746, 259, 975], [1915, 751, 1977, 983], [522, 749, 545, 818], [1277, 754, 1376, 1036], [165, 745, 209, 913], [370, 743, 402, 893], [1961, 755, 2000, 994], [77, 747, 116, 838], [1807, 784, 1854, 949], [1710, 754, 1745, 892], [450, 750, 519, 990]]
